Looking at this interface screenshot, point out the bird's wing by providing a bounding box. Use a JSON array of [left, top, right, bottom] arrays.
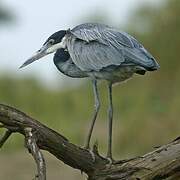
[[70, 23, 134, 47], [66, 23, 156, 71], [66, 38, 125, 71]]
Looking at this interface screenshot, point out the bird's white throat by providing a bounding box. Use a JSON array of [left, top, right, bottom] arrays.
[[46, 36, 67, 53]]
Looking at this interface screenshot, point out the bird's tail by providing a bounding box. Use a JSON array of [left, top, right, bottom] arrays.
[[146, 58, 160, 71]]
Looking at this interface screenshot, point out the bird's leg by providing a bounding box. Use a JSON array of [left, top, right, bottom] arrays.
[[107, 82, 113, 161], [84, 79, 100, 150]]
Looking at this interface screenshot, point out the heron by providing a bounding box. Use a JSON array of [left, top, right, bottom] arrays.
[[20, 23, 160, 161]]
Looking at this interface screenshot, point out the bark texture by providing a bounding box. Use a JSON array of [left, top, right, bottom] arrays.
[[0, 104, 180, 180]]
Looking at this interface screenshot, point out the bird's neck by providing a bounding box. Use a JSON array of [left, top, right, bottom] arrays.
[[53, 48, 87, 78], [53, 48, 72, 75], [54, 49, 70, 64]]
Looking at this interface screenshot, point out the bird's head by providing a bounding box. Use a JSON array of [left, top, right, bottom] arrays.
[[20, 30, 67, 68]]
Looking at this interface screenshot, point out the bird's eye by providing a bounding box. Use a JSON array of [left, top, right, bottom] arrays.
[[48, 39, 55, 45]]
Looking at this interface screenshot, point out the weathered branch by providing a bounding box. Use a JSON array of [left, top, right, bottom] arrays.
[[24, 127, 46, 180], [0, 103, 180, 180]]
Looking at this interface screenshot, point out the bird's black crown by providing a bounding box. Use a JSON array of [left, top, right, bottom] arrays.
[[44, 30, 66, 45]]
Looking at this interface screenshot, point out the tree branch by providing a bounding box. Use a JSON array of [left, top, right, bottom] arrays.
[[0, 103, 180, 180], [24, 127, 46, 180]]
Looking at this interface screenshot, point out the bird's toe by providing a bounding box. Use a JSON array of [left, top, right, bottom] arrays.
[[105, 157, 115, 166], [87, 149, 96, 162]]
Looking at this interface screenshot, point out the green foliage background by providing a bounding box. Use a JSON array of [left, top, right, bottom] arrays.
[[0, 0, 180, 159]]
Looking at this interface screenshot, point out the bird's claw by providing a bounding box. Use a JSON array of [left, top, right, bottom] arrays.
[[105, 157, 115, 168], [89, 149, 96, 162], [107, 157, 113, 164], [84, 146, 96, 162]]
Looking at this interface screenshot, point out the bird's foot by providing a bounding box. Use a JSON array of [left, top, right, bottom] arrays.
[[83, 145, 96, 163], [105, 155, 115, 168], [88, 149, 96, 162], [106, 157, 113, 164]]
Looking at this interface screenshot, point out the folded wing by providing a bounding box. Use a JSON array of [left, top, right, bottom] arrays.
[[66, 23, 159, 72]]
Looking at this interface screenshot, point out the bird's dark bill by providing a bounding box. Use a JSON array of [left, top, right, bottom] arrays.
[[19, 49, 47, 69], [19, 58, 37, 69]]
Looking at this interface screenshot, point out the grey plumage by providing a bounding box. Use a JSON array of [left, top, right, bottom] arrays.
[[65, 23, 159, 73], [54, 49, 88, 78], [21, 23, 160, 161]]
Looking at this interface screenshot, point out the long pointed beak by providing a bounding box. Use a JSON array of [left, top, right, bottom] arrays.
[[19, 44, 49, 69]]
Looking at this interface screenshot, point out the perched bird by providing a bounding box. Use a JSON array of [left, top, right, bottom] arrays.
[[20, 23, 160, 161]]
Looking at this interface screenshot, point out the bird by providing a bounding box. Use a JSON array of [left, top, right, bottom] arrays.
[[20, 23, 160, 161]]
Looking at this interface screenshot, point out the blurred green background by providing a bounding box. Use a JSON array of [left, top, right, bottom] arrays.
[[0, 0, 180, 179]]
